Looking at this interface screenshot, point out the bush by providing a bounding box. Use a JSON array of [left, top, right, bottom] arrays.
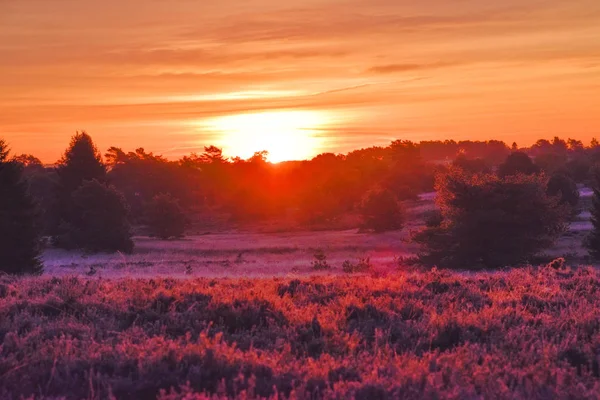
[[359, 189, 404, 232], [452, 154, 490, 174], [547, 172, 579, 209], [498, 152, 539, 178], [146, 194, 187, 239], [311, 249, 330, 270], [54, 180, 133, 253], [414, 168, 569, 269], [342, 257, 373, 273], [0, 140, 43, 274]]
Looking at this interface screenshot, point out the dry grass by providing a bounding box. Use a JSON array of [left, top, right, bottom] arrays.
[[41, 230, 415, 279], [40, 188, 595, 278]]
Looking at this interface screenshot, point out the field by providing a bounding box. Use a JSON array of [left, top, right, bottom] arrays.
[[3, 190, 598, 399], [41, 189, 594, 278], [3, 265, 600, 399]]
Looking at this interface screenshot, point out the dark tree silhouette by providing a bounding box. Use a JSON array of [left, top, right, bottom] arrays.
[[0, 140, 43, 275], [452, 154, 490, 174], [497, 152, 540, 178], [414, 168, 568, 269], [57, 131, 106, 194], [360, 189, 404, 232], [146, 194, 187, 239], [586, 168, 600, 260], [55, 180, 133, 253], [547, 173, 579, 209], [53, 132, 107, 241], [12, 154, 44, 170]]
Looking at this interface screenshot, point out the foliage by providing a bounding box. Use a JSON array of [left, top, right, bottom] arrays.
[[424, 209, 443, 228], [54, 132, 107, 237], [0, 140, 43, 274], [5, 135, 600, 232], [54, 180, 133, 253], [311, 249, 330, 270], [359, 189, 404, 232], [342, 257, 373, 273], [2, 267, 600, 399], [452, 154, 490, 174], [547, 172, 579, 209], [497, 151, 540, 178], [585, 167, 600, 260], [20, 165, 60, 235], [56, 131, 106, 194], [146, 193, 187, 239], [106, 147, 201, 220], [414, 168, 568, 269]]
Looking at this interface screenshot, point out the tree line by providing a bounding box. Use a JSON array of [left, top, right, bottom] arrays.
[[3, 132, 600, 274]]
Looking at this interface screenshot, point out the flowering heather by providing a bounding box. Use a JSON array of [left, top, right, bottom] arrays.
[[2, 264, 600, 399]]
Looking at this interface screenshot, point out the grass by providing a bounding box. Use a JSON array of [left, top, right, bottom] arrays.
[[2, 263, 600, 399]]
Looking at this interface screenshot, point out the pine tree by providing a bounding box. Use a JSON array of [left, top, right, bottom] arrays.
[[54, 132, 108, 243], [586, 167, 600, 260], [57, 131, 106, 194], [0, 139, 43, 274], [56, 180, 134, 253]]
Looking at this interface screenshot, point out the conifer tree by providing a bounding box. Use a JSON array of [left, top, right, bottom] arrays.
[[54, 132, 108, 244], [57, 131, 106, 194], [55, 180, 134, 253], [0, 139, 43, 274]]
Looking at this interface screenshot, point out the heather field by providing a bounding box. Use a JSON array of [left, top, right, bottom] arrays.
[[2, 264, 600, 399]]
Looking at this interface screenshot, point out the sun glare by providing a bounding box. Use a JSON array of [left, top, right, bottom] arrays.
[[203, 110, 330, 163]]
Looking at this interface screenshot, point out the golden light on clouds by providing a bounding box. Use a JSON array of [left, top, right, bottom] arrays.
[[1, 0, 600, 162], [202, 110, 332, 162]]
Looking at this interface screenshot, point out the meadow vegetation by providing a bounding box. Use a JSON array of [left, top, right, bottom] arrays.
[[4, 133, 600, 398], [2, 264, 600, 399]]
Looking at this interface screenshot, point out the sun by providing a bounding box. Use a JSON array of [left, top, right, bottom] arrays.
[[203, 110, 330, 163]]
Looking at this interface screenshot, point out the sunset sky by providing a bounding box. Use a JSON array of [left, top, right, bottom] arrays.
[[1, 0, 600, 162]]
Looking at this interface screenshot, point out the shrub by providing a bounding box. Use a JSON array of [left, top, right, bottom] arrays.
[[311, 249, 330, 270], [414, 168, 569, 269], [359, 189, 404, 232], [54, 180, 134, 253], [0, 139, 43, 275], [547, 172, 579, 209], [342, 257, 373, 273], [498, 152, 539, 178], [452, 154, 490, 174], [146, 193, 187, 239], [424, 209, 443, 228]]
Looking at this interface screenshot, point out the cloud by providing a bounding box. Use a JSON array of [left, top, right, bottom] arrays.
[[367, 62, 461, 74], [1, 0, 600, 162]]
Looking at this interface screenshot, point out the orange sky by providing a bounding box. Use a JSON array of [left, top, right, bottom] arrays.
[[1, 0, 600, 162]]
